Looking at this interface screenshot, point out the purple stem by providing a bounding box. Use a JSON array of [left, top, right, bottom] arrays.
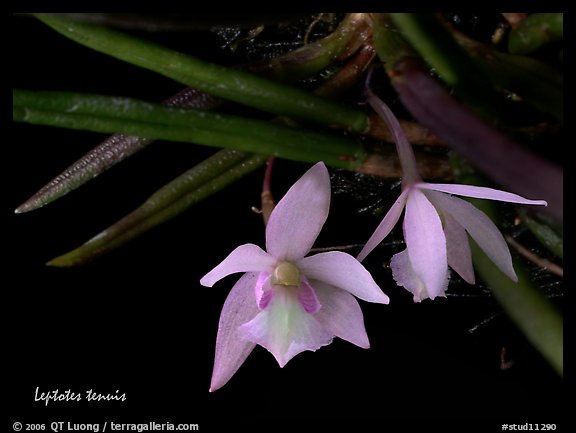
[[392, 59, 562, 222], [262, 156, 275, 194], [260, 156, 276, 226]]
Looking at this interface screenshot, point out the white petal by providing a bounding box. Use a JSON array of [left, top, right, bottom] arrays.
[[357, 190, 409, 262], [266, 162, 331, 261], [209, 272, 260, 392], [238, 288, 333, 367], [200, 244, 276, 287], [426, 190, 518, 281], [418, 183, 548, 206], [403, 189, 449, 300], [442, 211, 475, 284], [390, 249, 436, 302], [312, 280, 370, 348], [297, 251, 389, 304]]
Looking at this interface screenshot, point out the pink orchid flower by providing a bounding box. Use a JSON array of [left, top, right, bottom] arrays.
[[201, 162, 389, 391], [357, 89, 547, 302]]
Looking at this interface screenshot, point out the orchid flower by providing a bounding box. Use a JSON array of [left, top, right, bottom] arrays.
[[357, 88, 548, 302], [201, 162, 389, 391]]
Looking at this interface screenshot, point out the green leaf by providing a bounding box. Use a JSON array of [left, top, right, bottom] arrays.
[[15, 134, 153, 213], [35, 14, 369, 133], [453, 31, 563, 122], [16, 14, 370, 213], [453, 155, 563, 376], [47, 150, 267, 266], [13, 89, 367, 170], [521, 211, 563, 260], [470, 239, 563, 376]]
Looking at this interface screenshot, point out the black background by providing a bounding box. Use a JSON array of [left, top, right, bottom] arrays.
[[8, 14, 564, 429]]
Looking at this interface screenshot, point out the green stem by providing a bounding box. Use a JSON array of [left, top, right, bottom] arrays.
[[266, 13, 371, 81], [48, 152, 267, 266], [35, 14, 368, 133], [508, 13, 563, 55], [371, 13, 418, 74], [390, 13, 467, 84], [13, 90, 366, 170]]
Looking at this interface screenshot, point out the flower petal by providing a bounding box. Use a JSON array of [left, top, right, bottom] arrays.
[[390, 249, 441, 302], [255, 272, 273, 310], [298, 251, 389, 304], [357, 189, 409, 262], [366, 87, 422, 184], [266, 162, 331, 261], [238, 288, 333, 367], [209, 272, 260, 392], [442, 211, 475, 284], [299, 277, 322, 314], [426, 190, 517, 281], [200, 244, 277, 287], [312, 280, 370, 349], [403, 189, 449, 300], [418, 183, 548, 206]]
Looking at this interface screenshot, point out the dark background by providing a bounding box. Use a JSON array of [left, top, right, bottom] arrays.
[[8, 14, 564, 429]]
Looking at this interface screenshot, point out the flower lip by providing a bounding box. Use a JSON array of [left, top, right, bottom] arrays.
[[272, 261, 301, 287]]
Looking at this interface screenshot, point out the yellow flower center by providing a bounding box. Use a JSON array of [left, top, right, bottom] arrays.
[[271, 261, 301, 287]]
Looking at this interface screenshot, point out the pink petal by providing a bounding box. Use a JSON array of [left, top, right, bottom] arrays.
[[238, 288, 333, 367], [200, 244, 277, 287], [254, 273, 273, 310], [443, 211, 475, 284], [209, 272, 260, 392], [299, 278, 322, 314], [366, 88, 422, 184], [311, 280, 370, 349], [426, 191, 518, 281], [297, 251, 389, 304], [403, 189, 449, 300], [266, 162, 331, 261], [390, 249, 444, 302], [357, 190, 409, 262], [418, 183, 548, 206]]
